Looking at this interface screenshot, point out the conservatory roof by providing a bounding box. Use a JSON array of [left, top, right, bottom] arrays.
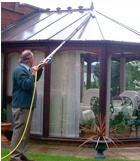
[[1, 2, 140, 42]]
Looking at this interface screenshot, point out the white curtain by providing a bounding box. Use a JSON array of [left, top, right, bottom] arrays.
[[7, 52, 20, 127], [49, 50, 81, 137], [7, 52, 20, 96]]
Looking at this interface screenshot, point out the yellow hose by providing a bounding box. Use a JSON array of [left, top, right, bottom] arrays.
[[1, 71, 38, 160]]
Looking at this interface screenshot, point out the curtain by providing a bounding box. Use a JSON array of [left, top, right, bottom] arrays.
[[49, 50, 81, 137]]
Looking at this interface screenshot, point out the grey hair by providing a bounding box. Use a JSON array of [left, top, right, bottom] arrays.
[[19, 50, 33, 63]]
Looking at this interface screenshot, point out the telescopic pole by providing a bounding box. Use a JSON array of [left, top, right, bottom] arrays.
[[38, 12, 91, 68]]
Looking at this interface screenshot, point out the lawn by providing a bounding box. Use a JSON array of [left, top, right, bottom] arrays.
[[1, 149, 139, 161]]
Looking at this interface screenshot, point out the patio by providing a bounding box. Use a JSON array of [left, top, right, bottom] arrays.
[[1, 139, 140, 160]]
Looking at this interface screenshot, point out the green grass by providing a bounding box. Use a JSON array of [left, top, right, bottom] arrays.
[[1, 149, 139, 161]]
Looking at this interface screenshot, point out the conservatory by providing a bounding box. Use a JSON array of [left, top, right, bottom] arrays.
[[1, 2, 140, 142]]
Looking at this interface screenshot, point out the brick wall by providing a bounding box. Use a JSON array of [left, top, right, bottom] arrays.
[[1, 8, 24, 27], [16, 5, 36, 14], [1, 2, 37, 28], [1, 2, 16, 9]]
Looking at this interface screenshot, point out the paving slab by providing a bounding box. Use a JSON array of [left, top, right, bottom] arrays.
[[1, 140, 140, 160]]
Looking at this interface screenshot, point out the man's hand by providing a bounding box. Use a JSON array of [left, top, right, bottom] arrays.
[[31, 66, 39, 75], [38, 58, 51, 68]]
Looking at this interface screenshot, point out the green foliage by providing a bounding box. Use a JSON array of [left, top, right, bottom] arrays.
[[1, 108, 7, 122], [2, 149, 139, 161], [111, 60, 140, 92], [126, 61, 140, 90], [90, 62, 100, 88], [93, 62, 100, 79], [80, 119, 94, 130], [111, 60, 140, 93], [110, 112, 125, 132], [91, 60, 140, 96], [90, 81, 99, 88], [111, 61, 120, 96]]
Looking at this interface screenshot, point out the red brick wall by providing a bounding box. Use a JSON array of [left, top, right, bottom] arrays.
[[1, 2, 16, 9], [1, 8, 24, 28], [16, 5, 36, 14], [1, 2, 37, 28]]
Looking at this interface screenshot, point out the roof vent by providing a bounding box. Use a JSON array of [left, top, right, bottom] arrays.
[[67, 6, 72, 10], [78, 6, 83, 10], [46, 8, 50, 11], [56, 7, 61, 11], [78, 6, 84, 13]]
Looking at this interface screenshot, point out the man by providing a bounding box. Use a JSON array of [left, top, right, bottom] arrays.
[[10, 50, 49, 161]]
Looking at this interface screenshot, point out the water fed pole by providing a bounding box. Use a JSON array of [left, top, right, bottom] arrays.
[[38, 12, 91, 68]]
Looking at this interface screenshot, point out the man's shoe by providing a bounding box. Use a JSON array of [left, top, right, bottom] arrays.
[[20, 156, 34, 161]]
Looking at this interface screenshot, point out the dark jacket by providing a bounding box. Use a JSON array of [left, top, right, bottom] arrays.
[[12, 64, 43, 108]]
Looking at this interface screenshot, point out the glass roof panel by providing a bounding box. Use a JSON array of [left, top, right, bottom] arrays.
[[9, 12, 70, 40], [1, 6, 140, 42], [2, 13, 51, 41], [95, 11, 140, 42], [71, 17, 104, 40], [29, 11, 91, 40]]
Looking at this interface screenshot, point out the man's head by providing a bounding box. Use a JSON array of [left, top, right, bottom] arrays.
[[20, 50, 34, 67]]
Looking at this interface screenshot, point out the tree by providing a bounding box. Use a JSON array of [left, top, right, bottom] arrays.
[[90, 60, 140, 96], [126, 61, 140, 90]]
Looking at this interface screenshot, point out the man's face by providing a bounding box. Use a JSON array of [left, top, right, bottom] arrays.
[[29, 55, 34, 67]]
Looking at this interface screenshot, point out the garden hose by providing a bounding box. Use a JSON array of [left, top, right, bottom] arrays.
[[1, 71, 38, 160]]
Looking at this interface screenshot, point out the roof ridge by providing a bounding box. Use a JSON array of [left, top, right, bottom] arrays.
[[45, 2, 94, 13]]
